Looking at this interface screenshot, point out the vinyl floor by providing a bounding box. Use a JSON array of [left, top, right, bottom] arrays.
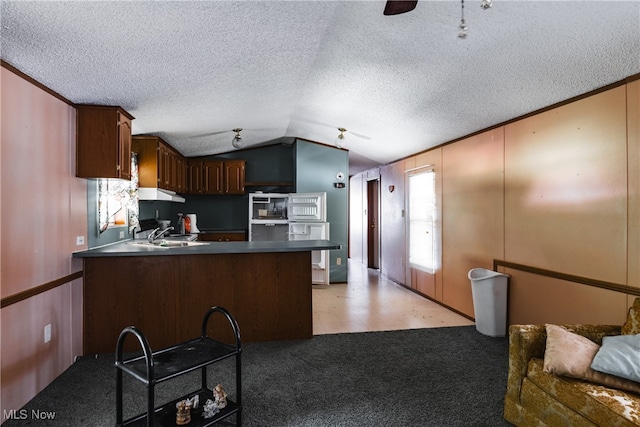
[[312, 260, 474, 335]]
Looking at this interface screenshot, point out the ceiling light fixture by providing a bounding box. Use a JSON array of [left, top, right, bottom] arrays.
[[458, 0, 467, 39], [335, 127, 347, 149], [231, 128, 243, 148], [458, 0, 492, 38]]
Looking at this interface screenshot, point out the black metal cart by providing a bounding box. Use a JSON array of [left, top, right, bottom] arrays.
[[115, 306, 242, 426]]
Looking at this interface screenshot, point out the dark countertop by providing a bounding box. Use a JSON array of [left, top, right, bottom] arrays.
[[197, 229, 246, 234], [73, 239, 341, 258]]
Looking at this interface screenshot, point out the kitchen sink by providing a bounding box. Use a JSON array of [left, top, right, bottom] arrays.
[[129, 240, 209, 248]]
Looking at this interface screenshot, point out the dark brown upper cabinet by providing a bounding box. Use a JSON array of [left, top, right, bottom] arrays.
[[132, 135, 186, 193], [76, 105, 134, 180], [188, 159, 245, 195]]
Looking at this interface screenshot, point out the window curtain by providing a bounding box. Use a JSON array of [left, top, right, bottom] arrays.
[[98, 153, 139, 234], [126, 152, 140, 232]]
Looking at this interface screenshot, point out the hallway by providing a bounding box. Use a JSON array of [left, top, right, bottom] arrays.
[[312, 261, 474, 335]]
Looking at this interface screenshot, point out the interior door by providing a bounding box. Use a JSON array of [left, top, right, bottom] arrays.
[[367, 179, 380, 269]]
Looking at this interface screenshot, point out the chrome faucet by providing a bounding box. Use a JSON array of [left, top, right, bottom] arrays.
[[148, 226, 174, 243]]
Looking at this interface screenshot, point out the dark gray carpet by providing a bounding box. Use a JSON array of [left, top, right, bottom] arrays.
[[4, 326, 511, 426]]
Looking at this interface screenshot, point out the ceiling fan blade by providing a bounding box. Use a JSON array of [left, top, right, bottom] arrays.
[[291, 117, 372, 141], [349, 131, 371, 141], [383, 0, 418, 15], [189, 130, 232, 138]]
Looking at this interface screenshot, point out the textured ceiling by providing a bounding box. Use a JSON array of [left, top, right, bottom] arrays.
[[2, 1, 639, 174]]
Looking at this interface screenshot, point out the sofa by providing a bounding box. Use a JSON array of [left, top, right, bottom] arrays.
[[504, 323, 640, 426]]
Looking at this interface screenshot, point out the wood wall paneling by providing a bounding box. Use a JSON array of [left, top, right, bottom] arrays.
[[1, 66, 87, 412], [627, 80, 640, 295], [0, 283, 79, 414], [504, 86, 628, 284], [442, 129, 505, 317], [380, 162, 406, 284], [411, 268, 436, 298], [353, 82, 637, 324], [1, 69, 86, 298], [506, 268, 630, 325]]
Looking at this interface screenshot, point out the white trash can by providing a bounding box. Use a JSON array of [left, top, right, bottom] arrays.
[[468, 268, 510, 337]]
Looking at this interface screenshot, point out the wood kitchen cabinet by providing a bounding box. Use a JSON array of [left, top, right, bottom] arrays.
[[187, 160, 204, 194], [224, 160, 246, 194], [188, 159, 246, 195], [76, 105, 134, 179], [203, 160, 223, 194], [132, 135, 187, 192]]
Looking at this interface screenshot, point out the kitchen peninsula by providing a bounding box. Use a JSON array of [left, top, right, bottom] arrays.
[[73, 240, 340, 354]]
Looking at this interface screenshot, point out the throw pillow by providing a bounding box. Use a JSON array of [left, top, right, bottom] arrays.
[[622, 298, 640, 335], [543, 324, 640, 394], [591, 334, 640, 383]]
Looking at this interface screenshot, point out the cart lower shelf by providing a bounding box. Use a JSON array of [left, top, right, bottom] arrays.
[[120, 388, 239, 427]]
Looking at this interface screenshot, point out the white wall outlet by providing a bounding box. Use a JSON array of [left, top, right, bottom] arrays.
[[44, 324, 51, 343], [76, 236, 85, 246], [119, 230, 125, 239], [336, 257, 342, 265]]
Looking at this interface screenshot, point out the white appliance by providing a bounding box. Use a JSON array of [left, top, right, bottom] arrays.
[[287, 192, 327, 222], [289, 222, 330, 285], [186, 214, 200, 233], [248, 193, 289, 242], [249, 192, 330, 285]]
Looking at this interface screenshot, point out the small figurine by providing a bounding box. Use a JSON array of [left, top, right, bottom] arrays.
[[202, 384, 228, 419], [212, 384, 228, 409], [202, 399, 219, 419], [175, 399, 192, 425], [176, 395, 198, 425], [187, 395, 199, 410]]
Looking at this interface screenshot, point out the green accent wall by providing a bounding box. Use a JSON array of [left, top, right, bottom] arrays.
[[294, 139, 349, 282]]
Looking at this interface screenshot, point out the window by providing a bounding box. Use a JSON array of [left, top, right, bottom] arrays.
[[407, 169, 436, 273], [98, 178, 128, 231], [98, 153, 139, 234]]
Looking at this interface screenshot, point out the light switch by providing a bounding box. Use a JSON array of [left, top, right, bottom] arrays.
[[76, 236, 85, 245], [44, 324, 51, 343]]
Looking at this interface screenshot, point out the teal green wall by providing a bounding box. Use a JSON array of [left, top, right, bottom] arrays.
[[294, 140, 349, 282]]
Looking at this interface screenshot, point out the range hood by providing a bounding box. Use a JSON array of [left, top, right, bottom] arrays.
[[138, 188, 185, 203]]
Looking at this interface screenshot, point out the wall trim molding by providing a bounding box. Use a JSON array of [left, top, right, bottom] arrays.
[[493, 260, 640, 297], [1, 271, 83, 308]]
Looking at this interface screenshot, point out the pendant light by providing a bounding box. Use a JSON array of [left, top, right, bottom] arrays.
[[458, 0, 467, 39], [231, 128, 243, 148], [335, 127, 347, 149]]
